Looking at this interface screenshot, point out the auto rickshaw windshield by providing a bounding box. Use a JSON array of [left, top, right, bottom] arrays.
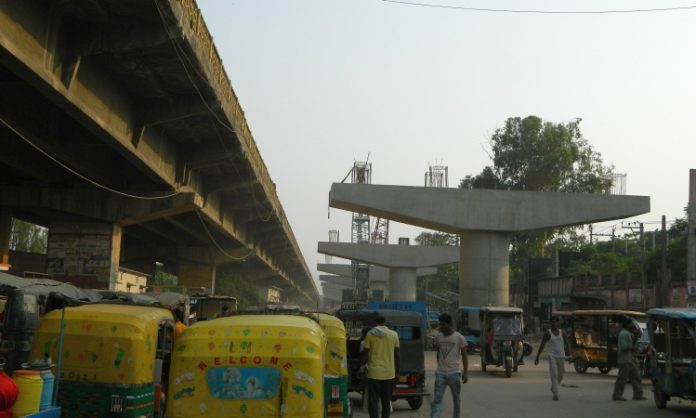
[[492, 316, 522, 336]]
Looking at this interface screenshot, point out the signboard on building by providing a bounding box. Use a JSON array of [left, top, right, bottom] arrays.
[[46, 233, 111, 277], [688, 281, 696, 297]]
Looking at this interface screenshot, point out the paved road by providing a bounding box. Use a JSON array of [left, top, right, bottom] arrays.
[[350, 350, 694, 418]]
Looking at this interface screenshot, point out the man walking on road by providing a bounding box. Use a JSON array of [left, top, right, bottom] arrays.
[[612, 318, 646, 401], [431, 313, 468, 418], [534, 316, 570, 400], [362, 315, 400, 418]]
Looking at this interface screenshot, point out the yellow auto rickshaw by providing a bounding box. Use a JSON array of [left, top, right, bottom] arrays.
[[314, 312, 350, 418], [570, 309, 646, 374], [166, 314, 326, 418], [30, 303, 175, 417]]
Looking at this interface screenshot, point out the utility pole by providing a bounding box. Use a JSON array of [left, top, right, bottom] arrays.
[[612, 227, 616, 252], [640, 222, 646, 309], [659, 215, 668, 308], [688, 169, 696, 305], [623, 221, 647, 309], [589, 224, 593, 245]]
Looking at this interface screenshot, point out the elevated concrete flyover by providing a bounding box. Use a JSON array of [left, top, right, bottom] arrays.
[[0, 0, 317, 305], [317, 242, 458, 301], [329, 183, 650, 307]]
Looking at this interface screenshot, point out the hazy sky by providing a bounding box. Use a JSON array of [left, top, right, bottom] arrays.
[[198, 1, 696, 292]]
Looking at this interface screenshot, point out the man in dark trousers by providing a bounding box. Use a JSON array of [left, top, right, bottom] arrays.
[[612, 318, 646, 401], [361, 315, 400, 418]]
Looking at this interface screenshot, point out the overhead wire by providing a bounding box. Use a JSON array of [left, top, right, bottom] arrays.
[[0, 118, 180, 200], [195, 210, 256, 261], [381, 0, 696, 14]]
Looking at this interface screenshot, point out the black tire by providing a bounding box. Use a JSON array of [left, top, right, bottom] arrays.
[[505, 358, 512, 378], [482, 362, 487, 372], [599, 366, 611, 374], [523, 342, 533, 357], [654, 388, 668, 409], [573, 358, 588, 373], [407, 396, 423, 410]]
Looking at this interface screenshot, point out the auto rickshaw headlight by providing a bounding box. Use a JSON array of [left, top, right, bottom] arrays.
[[503, 341, 512, 347]]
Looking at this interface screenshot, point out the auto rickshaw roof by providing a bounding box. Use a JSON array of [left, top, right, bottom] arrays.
[[0, 272, 102, 302], [185, 314, 325, 343], [572, 309, 646, 317], [47, 303, 174, 328], [313, 312, 346, 332], [201, 313, 321, 330], [479, 306, 523, 314], [646, 308, 696, 320], [337, 309, 422, 326]]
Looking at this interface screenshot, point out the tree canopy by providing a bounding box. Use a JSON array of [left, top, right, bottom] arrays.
[[460, 116, 615, 280], [461, 116, 613, 193], [414, 231, 458, 302]]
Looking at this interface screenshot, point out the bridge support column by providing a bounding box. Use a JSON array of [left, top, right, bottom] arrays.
[[46, 220, 122, 289], [459, 231, 510, 307], [389, 268, 417, 301], [0, 209, 11, 271]]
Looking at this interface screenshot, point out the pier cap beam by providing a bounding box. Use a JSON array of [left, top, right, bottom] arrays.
[[317, 263, 436, 283], [329, 184, 650, 233], [317, 242, 458, 301], [328, 183, 650, 306]]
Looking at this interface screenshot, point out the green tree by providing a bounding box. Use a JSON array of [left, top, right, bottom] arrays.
[[645, 217, 688, 283], [215, 272, 265, 309], [461, 116, 615, 280], [565, 214, 687, 285], [414, 231, 459, 300], [10, 219, 48, 253]]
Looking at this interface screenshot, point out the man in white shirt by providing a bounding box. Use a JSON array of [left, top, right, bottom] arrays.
[[431, 313, 468, 418], [534, 317, 570, 400]]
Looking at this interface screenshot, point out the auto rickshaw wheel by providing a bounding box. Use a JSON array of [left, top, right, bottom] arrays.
[[481, 362, 487, 372], [505, 358, 512, 378], [599, 366, 611, 374], [573, 358, 588, 373], [407, 396, 423, 410], [653, 388, 668, 409]]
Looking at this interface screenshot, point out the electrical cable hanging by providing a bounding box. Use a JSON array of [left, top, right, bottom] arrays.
[[195, 209, 255, 261], [381, 0, 696, 14], [0, 118, 180, 200]]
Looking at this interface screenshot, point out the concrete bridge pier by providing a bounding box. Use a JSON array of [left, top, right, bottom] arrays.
[[460, 231, 510, 307], [47, 220, 123, 289], [0, 209, 11, 271], [389, 267, 417, 300]]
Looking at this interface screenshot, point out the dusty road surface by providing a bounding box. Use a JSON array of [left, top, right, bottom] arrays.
[[350, 350, 694, 418]]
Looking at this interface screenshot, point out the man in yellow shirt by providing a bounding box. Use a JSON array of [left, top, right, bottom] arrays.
[[361, 315, 400, 418]]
